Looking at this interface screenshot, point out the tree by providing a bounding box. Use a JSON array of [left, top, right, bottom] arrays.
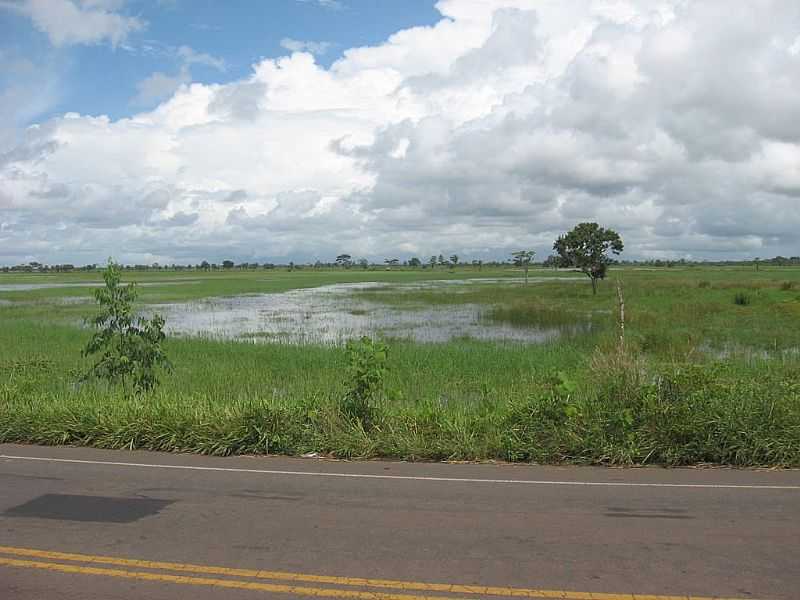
[[335, 254, 352, 268], [222, 260, 234, 269], [358, 258, 369, 270], [553, 222, 623, 295], [83, 259, 171, 394], [408, 257, 422, 268], [384, 258, 399, 269], [429, 256, 437, 269], [511, 250, 535, 285], [449, 254, 459, 267]]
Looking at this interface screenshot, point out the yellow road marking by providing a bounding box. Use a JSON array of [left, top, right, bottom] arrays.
[[0, 545, 754, 600], [0, 556, 467, 600]]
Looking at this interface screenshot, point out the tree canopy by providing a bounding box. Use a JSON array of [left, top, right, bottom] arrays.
[[553, 222, 623, 294]]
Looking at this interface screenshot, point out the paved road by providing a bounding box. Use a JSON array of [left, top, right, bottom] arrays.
[[1, 444, 798, 600]]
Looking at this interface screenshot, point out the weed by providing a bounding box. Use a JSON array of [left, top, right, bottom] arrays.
[[82, 260, 171, 394], [733, 292, 752, 306], [341, 336, 389, 428]]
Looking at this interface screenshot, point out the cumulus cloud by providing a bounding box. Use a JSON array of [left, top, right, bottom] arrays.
[[295, 0, 344, 10], [0, 0, 145, 47], [132, 67, 190, 106], [132, 46, 225, 108], [177, 45, 226, 71], [2, 0, 800, 265], [280, 38, 333, 56]]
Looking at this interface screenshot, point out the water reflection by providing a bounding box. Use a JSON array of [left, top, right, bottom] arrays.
[[153, 279, 593, 345]]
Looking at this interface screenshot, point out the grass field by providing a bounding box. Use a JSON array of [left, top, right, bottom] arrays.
[[2, 265, 799, 465]]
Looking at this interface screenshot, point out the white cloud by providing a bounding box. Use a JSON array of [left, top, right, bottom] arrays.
[[177, 45, 226, 71], [2, 0, 800, 265], [132, 67, 190, 106], [295, 0, 344, 10], [280, 38, 333, 56], [132, 46, 226, 108], [1, 0, 145, 47]]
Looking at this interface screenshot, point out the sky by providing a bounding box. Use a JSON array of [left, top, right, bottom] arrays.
[[0, 0, 799, 266]]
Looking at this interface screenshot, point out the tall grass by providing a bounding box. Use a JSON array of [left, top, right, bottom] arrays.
[[2, 266, 800, 465]]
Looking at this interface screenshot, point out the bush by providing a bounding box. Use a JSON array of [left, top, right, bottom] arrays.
[[733, 292, 752, 306], [780, 281, 795, 291], [341, 337, 389, 428], [83, 259, 171, 394], [698, 280, 711, 289]]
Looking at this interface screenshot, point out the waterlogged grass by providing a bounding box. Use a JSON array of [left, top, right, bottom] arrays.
[[2, 266, 800, 465]]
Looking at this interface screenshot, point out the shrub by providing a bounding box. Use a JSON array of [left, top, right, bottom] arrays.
[[698, 280, 711, 289], [341, 336, 388, 428], [780, 281, 795, 291], [83, 259, 171, 394], [733, 292, 751, 306]]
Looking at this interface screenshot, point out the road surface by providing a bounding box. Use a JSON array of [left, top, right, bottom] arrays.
[[1, 443, 798, 600]]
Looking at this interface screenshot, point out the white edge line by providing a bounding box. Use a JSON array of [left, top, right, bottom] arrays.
[[1, 455, 798, 490]]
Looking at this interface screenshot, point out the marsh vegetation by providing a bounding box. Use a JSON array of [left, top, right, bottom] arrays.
[[2, 265, 799, 466]]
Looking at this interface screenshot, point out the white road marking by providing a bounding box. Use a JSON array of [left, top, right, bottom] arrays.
[[1, 454, 798, 490]]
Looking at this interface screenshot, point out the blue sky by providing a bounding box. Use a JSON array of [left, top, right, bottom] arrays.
[[2, 0, 441, 122]]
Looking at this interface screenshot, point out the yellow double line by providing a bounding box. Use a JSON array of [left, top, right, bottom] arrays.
[[0, 545, 755, 600]]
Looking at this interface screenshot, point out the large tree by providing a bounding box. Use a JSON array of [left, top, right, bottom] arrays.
[[335, 254, 352, 268], [553, 222, 623, 295]]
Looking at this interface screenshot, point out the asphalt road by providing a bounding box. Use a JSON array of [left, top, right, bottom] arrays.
[[1, 444, 799, 600]]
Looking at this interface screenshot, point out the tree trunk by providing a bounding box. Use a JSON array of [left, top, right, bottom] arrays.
[[591, 277, 598, 295]]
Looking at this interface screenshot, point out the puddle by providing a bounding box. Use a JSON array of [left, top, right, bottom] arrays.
[[700, 343, 800, 363], [153, 279, 594, 345]]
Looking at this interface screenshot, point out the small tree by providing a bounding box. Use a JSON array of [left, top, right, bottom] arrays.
[[83, 259, 171, 394], [384, 258, 399, 269], [429, 256, 437, 269], [511, 250, 535, 285], [449, 254, 459, 268], [408, 257, 422, 268], [335, 254, 352, 268], [553, 222, 623, 295]]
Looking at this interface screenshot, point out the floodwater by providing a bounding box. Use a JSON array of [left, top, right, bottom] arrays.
[[153, 278, 593, 345]]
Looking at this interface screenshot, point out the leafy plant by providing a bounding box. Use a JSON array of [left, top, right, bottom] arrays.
[[82, 259, 171, 394], [341, 336, 389, 427], [553, 222, 624, 295], [733, 292, 752, 306], [511, 250, 535, 285]]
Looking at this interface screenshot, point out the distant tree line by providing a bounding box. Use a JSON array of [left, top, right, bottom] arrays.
[[4, 245, 798, 275]]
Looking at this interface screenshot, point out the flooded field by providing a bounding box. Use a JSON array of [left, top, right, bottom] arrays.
[[154, 279, 593, 345]]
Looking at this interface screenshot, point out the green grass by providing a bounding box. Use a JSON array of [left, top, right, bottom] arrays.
[[2, 265, 800, 465]]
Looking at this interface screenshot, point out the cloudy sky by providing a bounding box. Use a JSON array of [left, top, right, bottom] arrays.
[[1, 0, 799, 265]]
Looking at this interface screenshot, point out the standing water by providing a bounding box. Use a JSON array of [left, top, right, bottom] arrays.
[[151, 279, 593, 345]]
